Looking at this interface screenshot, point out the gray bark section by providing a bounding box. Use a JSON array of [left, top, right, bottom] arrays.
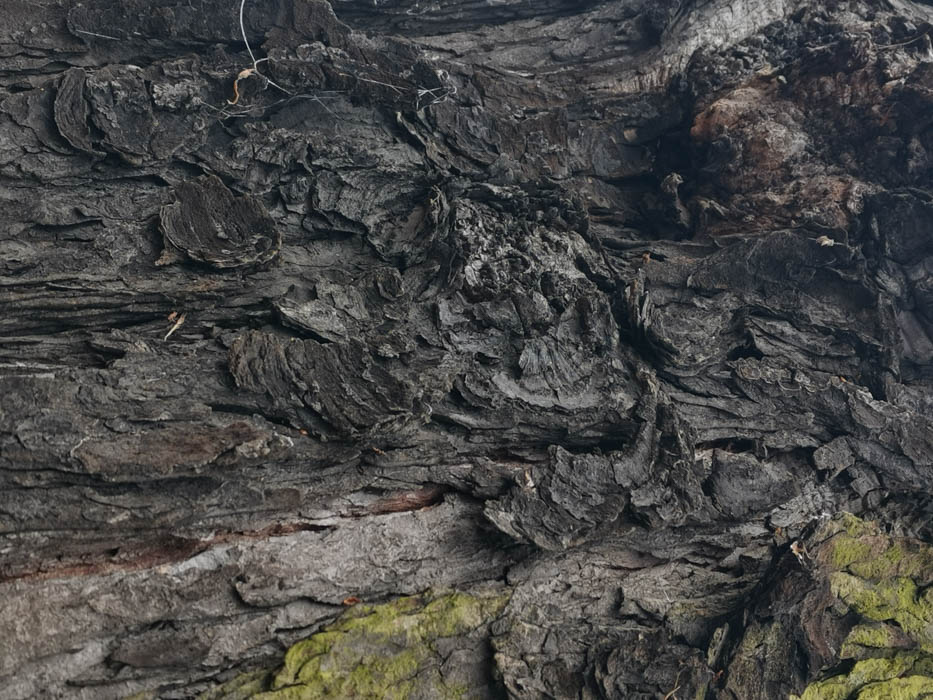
[[1, 0, 932, 697]]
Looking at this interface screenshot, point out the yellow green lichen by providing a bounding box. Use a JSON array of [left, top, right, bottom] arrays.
[[195, 588, 508, 700], [831, 573, 933, 652], [731, 618, 786, 667], [199, 670, 271, 700], [791, 652, 933, 700], [855, 675, 933, 699], [834, 512, 875, 539], [819, 514, 933, 654], [235, 588, 511, 700], [829, 536, 874, 570], [825, 519, 933, 581], [790, 515, 933, 700], [840, 624, 897, 658]]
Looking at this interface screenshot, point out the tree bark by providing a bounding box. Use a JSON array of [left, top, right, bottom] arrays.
[[1, 0, 933, 697]]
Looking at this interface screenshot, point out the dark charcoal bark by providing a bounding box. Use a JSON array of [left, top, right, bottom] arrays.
[[1, 0, 933, 698]]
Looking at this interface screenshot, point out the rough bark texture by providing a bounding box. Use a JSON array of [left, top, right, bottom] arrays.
[[2, 0, 933, 698]]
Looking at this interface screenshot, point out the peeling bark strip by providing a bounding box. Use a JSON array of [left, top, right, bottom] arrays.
[[1, 0, 933, 698]]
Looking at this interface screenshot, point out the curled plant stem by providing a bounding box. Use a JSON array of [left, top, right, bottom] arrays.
[[228, 67, 255, 105]]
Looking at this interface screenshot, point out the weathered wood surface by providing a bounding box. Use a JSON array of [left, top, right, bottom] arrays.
[[1, 0, 933, 697]]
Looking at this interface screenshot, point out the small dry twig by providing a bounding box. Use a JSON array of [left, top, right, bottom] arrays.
[[663, 670, 684, 700], [877, 29, 931, 50], [72, 28, 121, 41], [164, 312, 187, 341]]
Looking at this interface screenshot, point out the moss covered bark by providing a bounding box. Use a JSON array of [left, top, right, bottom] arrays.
[[787, 515, 933, 700], [200, 588, 510, 700]]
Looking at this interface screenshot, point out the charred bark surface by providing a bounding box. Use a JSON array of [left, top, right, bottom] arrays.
[[1, 0, 933, 698]]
